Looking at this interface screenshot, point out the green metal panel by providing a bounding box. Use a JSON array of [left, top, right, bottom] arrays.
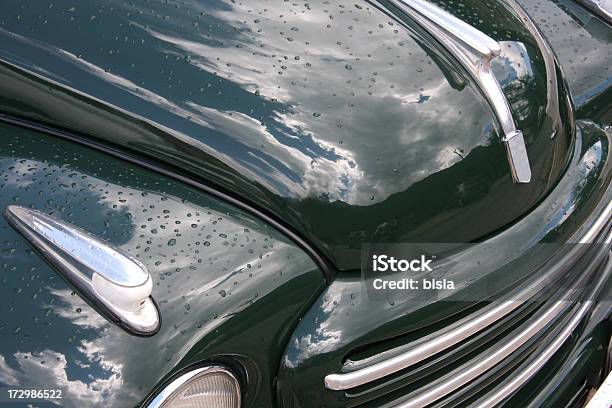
[[0, 0, 575, 269], [277, 120, 611, 407], [0, 122, 326, 407], [518, 0, 612, 123]]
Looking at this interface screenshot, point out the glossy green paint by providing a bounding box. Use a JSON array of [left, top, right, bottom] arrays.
[[0, 1, 609, 407], [517, 0, 612, 123], [0, 0, 575, 270], [0, 122, 326, 408], [278, 120, 612, 407]]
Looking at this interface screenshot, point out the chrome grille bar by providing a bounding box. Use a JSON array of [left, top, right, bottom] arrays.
[[326, 299, 527, 390], [325, 244, 592, 391], [392, 300, 573, 408], [473, 254, 611, 407], [392, 249, 610, 408], [325, 178, 611, 391]]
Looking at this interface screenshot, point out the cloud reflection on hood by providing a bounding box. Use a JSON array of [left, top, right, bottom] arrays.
[[0, 0, 495, 206], [137, 4, 491, 205]]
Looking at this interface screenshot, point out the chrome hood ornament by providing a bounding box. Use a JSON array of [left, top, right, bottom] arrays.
[[394, 0, 532, 183], [5, 205, 160, 336]]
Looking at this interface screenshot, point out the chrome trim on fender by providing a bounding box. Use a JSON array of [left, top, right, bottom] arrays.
[[4, 205, 160, 336], [392, 0, 531, 183]]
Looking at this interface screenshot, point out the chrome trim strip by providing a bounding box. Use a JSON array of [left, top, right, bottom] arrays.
[[4, 205, 160, 336], [575, 0, 612, 24], [506, 0, 566, 140], [328, 291, 535, 389], [393, 0, 531, 183], [146, 366, 241, 408], [324, 180, 611, 391], [391, 249, 609, 407], [0, 112, 334, 285], [395, 0, 501, 57], [6, 206, 149, 287], [325, 296, 570, 391], [478, 307, 589, 407], [475, 253, 611, 408], [393, 300, 574, 408], [576, 199, 612, 244]]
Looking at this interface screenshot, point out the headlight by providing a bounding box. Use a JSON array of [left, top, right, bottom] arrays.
[[148, 366, 241, 408]]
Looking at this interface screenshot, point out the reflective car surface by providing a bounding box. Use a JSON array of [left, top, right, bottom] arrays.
[[0, 0, 610, 407]]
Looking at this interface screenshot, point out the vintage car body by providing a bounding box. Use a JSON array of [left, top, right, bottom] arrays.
[[0, 0, 610, 407]]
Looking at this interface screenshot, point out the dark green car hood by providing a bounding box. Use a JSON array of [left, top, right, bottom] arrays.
[[0, 0, 573, 269]]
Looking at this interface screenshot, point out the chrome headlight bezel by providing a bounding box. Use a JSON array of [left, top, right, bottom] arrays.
[[147, 365, 241, 408]]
